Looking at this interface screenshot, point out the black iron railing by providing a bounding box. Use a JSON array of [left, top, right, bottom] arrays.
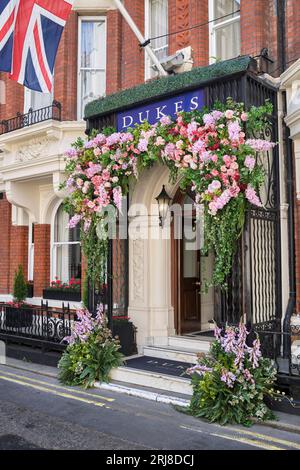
[[0, 101, 62, 135], [254, 324, 300, 384], [0, 302, 74, 350]]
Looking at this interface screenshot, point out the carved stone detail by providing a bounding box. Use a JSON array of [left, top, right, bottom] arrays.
[[132, 238, 144, 301], [15, 136, 56, 162]]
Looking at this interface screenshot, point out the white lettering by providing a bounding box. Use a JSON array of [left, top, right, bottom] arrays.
[[122, 115, 133, 128], [156, 105, 167, 119], [190, 95, 199, 110], [138, 109, 150, 123], [174, 100, 184, 113]]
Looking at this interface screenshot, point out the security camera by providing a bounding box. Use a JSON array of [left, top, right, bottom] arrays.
[[152, 51, 185, 73]]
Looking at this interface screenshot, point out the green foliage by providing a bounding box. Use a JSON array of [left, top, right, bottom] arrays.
[[58, 318, 123, 389], [13, 265, 28, 303], [187, 327, 278, 426]]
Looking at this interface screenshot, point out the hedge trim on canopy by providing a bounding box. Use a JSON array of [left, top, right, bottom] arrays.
[[84, 56, 256, 120]]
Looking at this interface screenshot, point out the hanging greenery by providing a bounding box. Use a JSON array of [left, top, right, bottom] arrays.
[[62, 98, 275, 289]]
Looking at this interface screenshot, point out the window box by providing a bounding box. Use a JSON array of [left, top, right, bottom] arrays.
[[43, 288, 81, 302], [4, 306, 33, 328], [113, 318, 137, 357]]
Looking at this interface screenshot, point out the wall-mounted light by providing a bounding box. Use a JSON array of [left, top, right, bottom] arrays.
[[155, 185, 172, 227]]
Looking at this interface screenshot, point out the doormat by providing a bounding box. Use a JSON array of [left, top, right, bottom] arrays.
[[190, 330, 214, 338], [124, 356, 192, 378]]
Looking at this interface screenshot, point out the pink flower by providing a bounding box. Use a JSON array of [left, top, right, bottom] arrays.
[[93, 147, 101, 156], [113, 186, 122, 210], [102, 169, 111, 181], [137, 138, 148, 152], [228, 120, 241, 142], [245, 185, 262, 207], [245, 139, 276, 152], [229, 185, 240, 198], [244, 155, 256, 171], [241, 112, 248, 122], [208, 180, 221, 192], [155, 136, 165, 146], [225, 109, 234, 119], [208, 201, 218, 215], [160, 115, 172, 126], [68, 214, 82, 228], [223, 155, 232, 167]]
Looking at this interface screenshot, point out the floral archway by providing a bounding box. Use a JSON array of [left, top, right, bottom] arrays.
[[63, 98, 275, 294]]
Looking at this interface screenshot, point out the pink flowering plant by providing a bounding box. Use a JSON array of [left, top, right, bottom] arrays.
[[58, 304, 123, 388], [63, 98, 274, 289], [186, 324, 279, 426]]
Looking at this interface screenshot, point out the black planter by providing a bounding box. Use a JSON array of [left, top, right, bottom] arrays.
[[43, 288, 81, 302], [113, 320, 137, 357], [27, 283, 34, 298], [4, 306, 33, 328]]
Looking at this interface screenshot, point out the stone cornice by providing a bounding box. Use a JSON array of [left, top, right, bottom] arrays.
[[280, 59, 300, 88], [0, 120, 85, 149]]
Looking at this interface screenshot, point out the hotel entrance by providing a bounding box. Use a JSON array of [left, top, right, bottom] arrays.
[[171, 191, 203, 335]]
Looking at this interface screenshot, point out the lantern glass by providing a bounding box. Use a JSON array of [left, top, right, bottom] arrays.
[[155, 185, 172, 226]]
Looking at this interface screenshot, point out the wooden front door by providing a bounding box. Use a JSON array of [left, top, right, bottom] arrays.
[[171, 190, 201, 335]]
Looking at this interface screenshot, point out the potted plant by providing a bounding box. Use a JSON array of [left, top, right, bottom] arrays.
[[43, 277, 82, 302], [5, 265, 33, 328], [112, 316, 137, 357]]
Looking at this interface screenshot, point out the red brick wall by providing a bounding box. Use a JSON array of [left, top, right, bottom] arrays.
[[107, 9, 123, 95], [240, 0, 268, 59], [33, 225, 50, 297], [0, 74, 24, 119], [54, 11, 78, 121], [9, 225, 29, 293], [286, 0, 300, 67], [0, 195, 11, 294], [121, 0, 145, 89]]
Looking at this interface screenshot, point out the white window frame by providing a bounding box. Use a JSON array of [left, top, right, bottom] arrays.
[[144, 0, 169, 81], [209, 0, 241, 64], [28, 221, 35, 282], [77, 15, 107, 120], [50, 202, 81, 284], [24, 87, 54, 114]]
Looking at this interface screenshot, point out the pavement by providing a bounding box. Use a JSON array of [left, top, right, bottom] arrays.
[[0, 359, 300, 450]]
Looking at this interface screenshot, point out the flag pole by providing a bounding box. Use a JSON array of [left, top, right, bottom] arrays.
[[112, 0, 168, 77]]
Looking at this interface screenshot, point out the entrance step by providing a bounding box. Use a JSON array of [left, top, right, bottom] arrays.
[[168, 335, 212, 353], [143, 345, 198, 363], [110, 367, 192, 396], [110, 355, 193, 396]]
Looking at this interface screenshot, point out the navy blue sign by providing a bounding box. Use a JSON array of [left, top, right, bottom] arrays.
[[117, 88, 205, 131]]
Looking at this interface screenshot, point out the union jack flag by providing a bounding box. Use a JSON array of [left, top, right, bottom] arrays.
[[0, 0, 73, 92]]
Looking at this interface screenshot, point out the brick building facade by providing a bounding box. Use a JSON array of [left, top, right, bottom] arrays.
[[0, 0, 299, 332]]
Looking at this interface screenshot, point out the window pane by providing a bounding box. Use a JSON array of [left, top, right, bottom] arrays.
[[55, 205, 80, 243], [56, 244, 81, 283], [150, 0, 168, 60], [81, 20, 106, 69], [215, 20, 240, 60], [214, 0, 240, 23], [24, 89, 53, 113], [81, 70, 106, 115]]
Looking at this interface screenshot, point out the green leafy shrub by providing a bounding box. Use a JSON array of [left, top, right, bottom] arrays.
[[187, 324, 279, 427], [13, 265, 28, 303], [58, 305, 123, 388]]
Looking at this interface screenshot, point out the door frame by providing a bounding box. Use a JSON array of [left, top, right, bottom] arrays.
[[171, 188, 201, 335]]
